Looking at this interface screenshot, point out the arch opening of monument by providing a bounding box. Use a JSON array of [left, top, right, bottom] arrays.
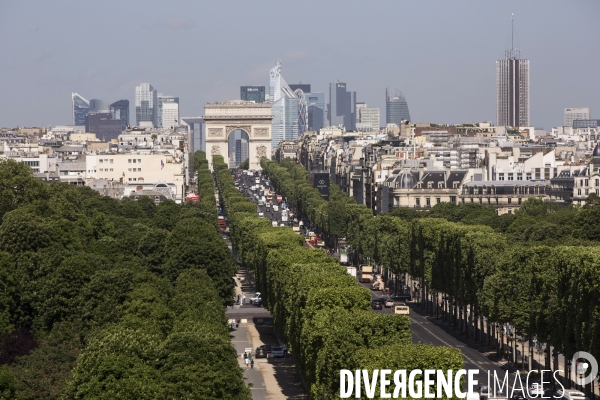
[[203, 100, 273, 171], [227, 129, 250, 168]]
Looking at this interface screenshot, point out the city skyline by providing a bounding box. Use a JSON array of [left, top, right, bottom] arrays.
[[1, 1, 599, 130]]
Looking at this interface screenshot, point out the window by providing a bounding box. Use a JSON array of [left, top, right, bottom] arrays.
[[453, 182, 458, 189], [450, 196, 456, 204], [585, 189, 589, 195], [508, 198, 512, 204], [128, 178, 132, 181], [104, 159, 108, 163], [138, 159, 141, 163], [487, 197, 491, 205], [110, 168, 113, 172], [535, 168, 540, 179], [436, 198, 441, 204], [426, 198, 431, 206], [518, 198, 522, 205], [585, 179, 589, 186], [499, 174, 505, 181], [517, 174, 523, 180], [508, 174, 514, 181], [438, 182, 443, 189], [110, 159, 113, 163], [138, 168, 141, 172], [128, 159, 131, 163], [416, 198, 421, 206], [133, 178, 137, 181], [99, 159, 104, 163], [427, 182, 432, 188], [496, 198, 499, 205], [133, 159, 136, 163], [596, 179, 599, 187], [578, 189, 581, 196], [128, 168, 132, 171]]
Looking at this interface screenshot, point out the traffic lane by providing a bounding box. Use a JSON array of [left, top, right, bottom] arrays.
[[358, 281, 513, 382]]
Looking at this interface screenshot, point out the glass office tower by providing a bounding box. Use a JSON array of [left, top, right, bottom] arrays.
[[240, 86, 266, 102], [135, 83, 157, 127], [72, 92, 90, 126], [386, 88, 411, 125]]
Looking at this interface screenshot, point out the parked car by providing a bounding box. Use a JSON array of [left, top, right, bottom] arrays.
[[371, 299, 384, 310], [255, 347, 267, 358], [250, 292, 261, 304], [253, 298, 263, 307], [271, 346, 285, 358], [392, 293, 412, 302]]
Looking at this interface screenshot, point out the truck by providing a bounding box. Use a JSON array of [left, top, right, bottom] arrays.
[[346, 266, 357, 278], [360, 265, 373, 283], [340, 253, 348, 264], [276, 195, 282, 203]]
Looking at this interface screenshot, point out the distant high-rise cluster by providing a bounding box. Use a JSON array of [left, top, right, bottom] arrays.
[[386, 88, 411, 125], [72, 92, 129, 141], [157, 94, 179, 129]]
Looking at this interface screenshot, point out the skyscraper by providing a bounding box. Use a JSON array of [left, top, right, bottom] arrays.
[[235, 138, 249, 166], [564, 108, 590, 127], [269, 61, 299, 146], [496, 16, 529, 127], [240, 86, 265, 103], [328, 81, 356, 130], [72, 92, 90, 126], [305, 92, 326, 131], [135, 83, 157, 127], [161, 102, 179, 129], [157, 94, 179, 128], [89, 99, 110, 113], [110, 100, 129, 132], [386, 88, 411, 125]]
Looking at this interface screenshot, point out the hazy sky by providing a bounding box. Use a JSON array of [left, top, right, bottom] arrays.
[[1, 1, 599, 130]]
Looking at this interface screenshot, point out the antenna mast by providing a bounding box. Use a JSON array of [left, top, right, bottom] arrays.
[[511, 13, 514, 58]]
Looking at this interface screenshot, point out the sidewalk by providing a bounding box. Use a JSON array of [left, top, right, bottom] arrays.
[[230, 325, 269, 400]]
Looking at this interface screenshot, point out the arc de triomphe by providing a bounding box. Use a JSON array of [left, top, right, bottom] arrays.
[[203, 100, 273, 170]]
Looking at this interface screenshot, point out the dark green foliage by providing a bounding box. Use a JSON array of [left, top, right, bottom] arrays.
[[0, 157, 250, 399]]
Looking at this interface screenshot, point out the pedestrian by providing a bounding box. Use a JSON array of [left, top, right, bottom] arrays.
[[283, 345, 288, 358], [251, 359, 254, 370], [237, 294, 240, 304], [242, 294, 246, 304], [244, 353, 249, 369]]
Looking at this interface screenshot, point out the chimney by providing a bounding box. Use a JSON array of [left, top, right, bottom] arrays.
[[445, 166, 451, 184], [418, 165, 424, 181]]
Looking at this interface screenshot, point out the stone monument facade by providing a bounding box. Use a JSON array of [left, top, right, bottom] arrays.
[[203, 100, 273, 170]]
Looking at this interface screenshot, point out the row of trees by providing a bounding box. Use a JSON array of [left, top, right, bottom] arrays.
[[0, 156, 249, 399], [215, 156, 463, 399], [261, 158, 600, 394]]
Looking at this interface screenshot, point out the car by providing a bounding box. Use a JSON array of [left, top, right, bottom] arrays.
[[392, 293, 412, 302], [255, 347, 267, 358], [253, 298, 262, 307], [371, 299, 384, 310], [384, 297, 394, 308], [273, 205, 279, 212], [258, 212, 264, 218], [271, 346, 284, 358], [529, 383, 543, 397], [250, 292, 261, 304]]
